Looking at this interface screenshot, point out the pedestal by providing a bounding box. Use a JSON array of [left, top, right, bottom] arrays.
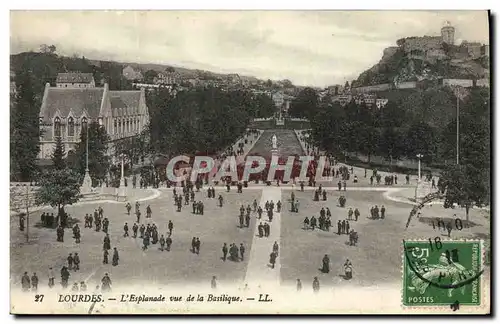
[[118, 177, 127, 200], [80, 170, 92, 194], [415, 180, 433, 202]]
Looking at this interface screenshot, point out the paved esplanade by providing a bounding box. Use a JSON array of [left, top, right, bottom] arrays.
[[244, 187, 282, 287], [244, 129, 304, 288]]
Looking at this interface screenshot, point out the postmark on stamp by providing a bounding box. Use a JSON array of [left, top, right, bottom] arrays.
[[403, 239, 483, 307]]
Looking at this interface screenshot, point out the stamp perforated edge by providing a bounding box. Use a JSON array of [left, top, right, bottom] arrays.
[[400, 238, 489, 313]]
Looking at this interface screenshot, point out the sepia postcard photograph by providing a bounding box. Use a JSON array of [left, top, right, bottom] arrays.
[[8, 9, 491, 315]]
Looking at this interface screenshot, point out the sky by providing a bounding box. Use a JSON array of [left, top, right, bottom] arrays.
[[10, 11, 490, 87]]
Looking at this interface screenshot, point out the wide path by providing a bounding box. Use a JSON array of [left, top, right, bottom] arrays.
[[247, 129, 304, 159], [244, 187, 282, 288]]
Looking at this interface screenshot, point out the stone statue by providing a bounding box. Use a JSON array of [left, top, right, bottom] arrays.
[[272, 134, 278, 149]]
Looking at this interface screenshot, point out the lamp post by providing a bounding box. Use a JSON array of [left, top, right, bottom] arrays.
[[86, 122, 89, 173], [81, 121, 92, 194], [119, 153, 126, 188], [416, 154, 423, 181], [452, 86, 467, 165]]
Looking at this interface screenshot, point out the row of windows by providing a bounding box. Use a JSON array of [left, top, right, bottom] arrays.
[[52, 116, 142, 139], [113, 118, 141, 135], [53, 117, 87, 138]]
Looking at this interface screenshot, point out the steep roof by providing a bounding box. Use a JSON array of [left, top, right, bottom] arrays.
[[109, 90, 142, 116], [40, 87, 104, 121], [56, 72, 94, 84]]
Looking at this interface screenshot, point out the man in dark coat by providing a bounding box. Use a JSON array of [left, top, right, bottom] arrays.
[[195, 238, 201, 254], [245, 213, 251, 228], [112, 248, 119, 266], [312, 277, 320, 293], [166, 235, 173, 251], [269, 251, 277, 269], [132, 223, 138, 238], [123, 222, 129, 237], [21, 272, 30, 292], [168, 220, 174, 235], [222, 243, 228, 261], [31, 273, 39, 291], [258, 223, 264, 237], [103, 250, 109, 264], [67, 253, 74, 270], [239, 243, 245, 261], [101, 273, 112, 292], [303, 217, 310, 230], [159, 235, 165, 251], [73, 253, 80, 271], [322, 254, 330, 273]]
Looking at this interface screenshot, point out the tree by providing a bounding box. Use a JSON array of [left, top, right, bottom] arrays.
[[35, 168, 81, 222], [404, 121, 437, 163], [144, 69, 159, 83], [52, 136, 66, 170], [147, 87, 252, 156], [379, 127, 403, 162], [289, 87, 319, 119], [10, 67, 40, 181], [438, 164, 489, 221], [357, 125, 381, 163], [73, 122, 111, 186], [165, 66, 176, 73]]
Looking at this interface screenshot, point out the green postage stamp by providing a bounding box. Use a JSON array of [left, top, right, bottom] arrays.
[[403, 239, 483, 307]]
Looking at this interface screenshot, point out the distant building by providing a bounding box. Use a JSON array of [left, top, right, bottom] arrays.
[[38, 82, 149, 159], [155, 71, 181, 86], [376, 98, 389, 109], [122, 65, 143, 81], [333, 94, 352, 107], [56, 72, 95, 88], [462, 41, 482, 58], [476, 79, 490, 88], [272, 91, 284, 108], [442, 79, 474, 88], [441, 21, 455, 45], [482, 45, 490, 57]]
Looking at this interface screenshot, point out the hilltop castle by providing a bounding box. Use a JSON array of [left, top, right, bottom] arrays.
[[382, 21, 489, 64]]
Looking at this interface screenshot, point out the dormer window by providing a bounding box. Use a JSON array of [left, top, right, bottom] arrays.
[[54, 117, 61, 138]]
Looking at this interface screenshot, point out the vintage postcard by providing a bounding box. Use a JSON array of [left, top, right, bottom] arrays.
[[9, 10, 491, 314]]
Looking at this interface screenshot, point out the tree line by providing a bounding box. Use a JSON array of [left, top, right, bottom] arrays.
[[289, 86, 490, 217], [146, 86, 275, 157]]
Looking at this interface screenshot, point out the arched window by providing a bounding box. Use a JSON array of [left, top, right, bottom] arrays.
[[114, 119, 117, 134], [54, 117, 61, 138], [67, 117, 75, 137], [81, 117, 88, 134], [126, 119, 130, 133]]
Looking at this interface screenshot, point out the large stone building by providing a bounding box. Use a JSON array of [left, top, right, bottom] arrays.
[[38, 73, 149, 160], [56, 72, 96, 88]]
